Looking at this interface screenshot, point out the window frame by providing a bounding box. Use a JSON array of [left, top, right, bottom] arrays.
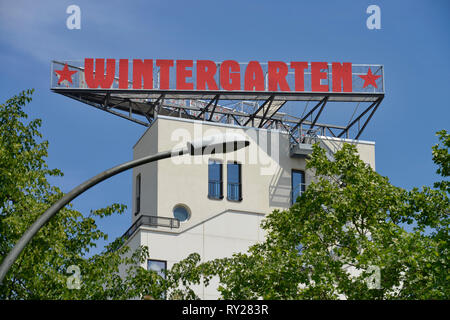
[[227, 161, 242, 202], [208, 159, 223, 200], [291, 169, 306, 205], [135, 173, 141, 215], [147, 259, 167, 279], [172, 204, 191, 222]]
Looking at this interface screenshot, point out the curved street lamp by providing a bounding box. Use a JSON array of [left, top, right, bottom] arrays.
[[0, 133, 250, 283]]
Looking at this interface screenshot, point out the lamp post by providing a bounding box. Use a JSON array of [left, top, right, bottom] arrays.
[[0, 133, 249, 283]]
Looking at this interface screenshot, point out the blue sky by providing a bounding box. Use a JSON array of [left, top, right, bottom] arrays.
[[0, 0, 449, 253]]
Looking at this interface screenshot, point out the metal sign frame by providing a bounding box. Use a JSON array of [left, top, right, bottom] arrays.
[[51, 60, 384, 141]]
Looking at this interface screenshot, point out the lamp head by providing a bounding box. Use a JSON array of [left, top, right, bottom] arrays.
[[186, 133, 250, 156]]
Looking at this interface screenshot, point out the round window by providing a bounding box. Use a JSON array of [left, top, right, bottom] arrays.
[[173, 205, 190, 222]]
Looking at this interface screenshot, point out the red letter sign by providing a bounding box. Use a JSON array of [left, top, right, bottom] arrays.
[[311, 62, 329, 92], [220, 60, 240, 91], [119, 59, 128, 89], [244, 61, 264, 91], [156, 60, 174, 90], [81, 58, 356, 93], [290, 62, 308, 91], [133, 59, 153, 89], [176, 60, 194, 90], [332, 62, 352, 92], [197, 60, 218, 90], [84, 58, 115, 89], [268, 61, 290, 91]]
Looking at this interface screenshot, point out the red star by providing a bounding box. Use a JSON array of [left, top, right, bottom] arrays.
[[358, 68, 382, 88], [55, 64, 77, 85]]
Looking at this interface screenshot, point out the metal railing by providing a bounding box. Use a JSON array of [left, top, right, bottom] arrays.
[[293, 128, 336, 161], [208, 180, 223, 199], [122, 215, 180, 240], [227, 182, 242, 201]]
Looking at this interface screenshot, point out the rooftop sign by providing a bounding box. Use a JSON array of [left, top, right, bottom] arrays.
[[50, 59, 385, 140], [51, 59, 384, 99]]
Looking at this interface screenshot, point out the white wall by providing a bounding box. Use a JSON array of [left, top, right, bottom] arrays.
[[132, 121, 158, 223], [137, 209, 265, 299]]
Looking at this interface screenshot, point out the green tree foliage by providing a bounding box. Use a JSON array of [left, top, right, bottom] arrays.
[[432, 130, 449, 193], [0, 90, 201, 299], [197, 137, 449, 299]]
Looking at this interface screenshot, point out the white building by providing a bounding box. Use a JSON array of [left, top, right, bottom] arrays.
[[122, 115, 376, 299]]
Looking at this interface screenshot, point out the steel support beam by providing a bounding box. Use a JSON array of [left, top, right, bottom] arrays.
[[290, 96, 328, 135], [279, 121, 298, 142], [63, 93, 150, 126], [338, 97, 382, 138], [133, 101, 153, 123], [327, 127, 337, 137], [258, 101, 286, 128], [309, 97, 328, 129], [243, 95, 274, 126], [230, 114, 242, 126], [355, 98, 383, 139], [208, 96, 220, 121], [195, 95, 219, 120], [257, 97, 275, 127]]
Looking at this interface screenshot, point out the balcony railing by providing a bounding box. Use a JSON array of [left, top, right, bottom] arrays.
[[227, 182, 242, 201], [122, 215, 180, 240], [208, 180, 223, 199]]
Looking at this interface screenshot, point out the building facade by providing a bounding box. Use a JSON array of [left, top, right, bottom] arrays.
[[122, 115, 376, 299]]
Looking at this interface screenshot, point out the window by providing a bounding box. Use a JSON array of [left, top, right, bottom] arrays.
[[291, 170, 305, 205], [147, 259, 167, 279], [173, 204, 190, 222], [135, 174, 141, 215], [208, 160, 223, 199], [227, 162, 242, 201]]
